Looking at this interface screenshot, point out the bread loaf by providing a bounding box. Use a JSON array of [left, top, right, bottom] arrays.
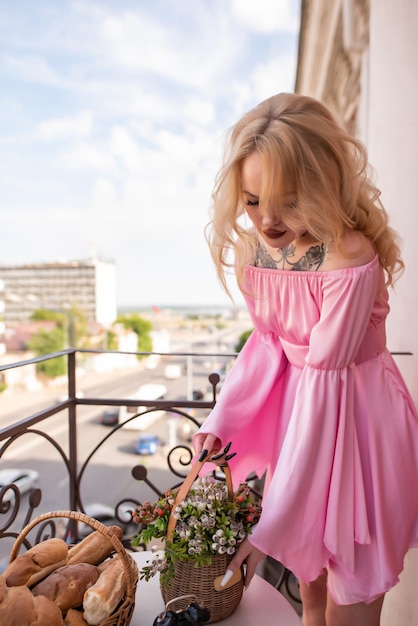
[[64, 608, 89, 625], [67, 526, 122, 566], [32, 563, 99, 612], [0, 576, 6, 604], [32, 594, 64, 626], [82, 557, 126, 625], [3, 538, 68, 587], [0, 578, 63, 626]]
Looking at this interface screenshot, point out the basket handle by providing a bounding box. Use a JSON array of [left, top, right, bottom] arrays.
[[166, 449, 234, 543], [8, 510, 137, 601]]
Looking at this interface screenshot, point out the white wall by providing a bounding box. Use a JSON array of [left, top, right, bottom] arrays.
[[367, 0, 418, 407], [367, 2, 418, 623]]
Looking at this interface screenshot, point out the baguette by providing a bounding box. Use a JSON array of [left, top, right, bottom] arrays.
[[32, 563, 99, 612], [3, 538, 68, 587], [0, 580, 63, 626], [67, 526, 122, 566], [82, 557, 126, 625]]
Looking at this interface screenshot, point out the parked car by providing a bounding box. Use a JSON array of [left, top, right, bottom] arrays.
[[135, 434, 160, 455], [192, 389, 205, 401], [98, 409, 119, 426], [0, 468, 39, 502]]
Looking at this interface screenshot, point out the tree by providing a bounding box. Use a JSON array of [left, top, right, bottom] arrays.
[[116, 314, 153, 354], [235, 329, 253, 352], [28, 307, 88, 377], [31, 307, 87, 348], [27, 326, 66, 377], [31, 309, 65, 322], [106, 329, 118, 351]]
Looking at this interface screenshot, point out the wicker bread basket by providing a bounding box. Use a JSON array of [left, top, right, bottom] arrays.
[[8, 509, 139, 626], [160, 452, 244, 623]]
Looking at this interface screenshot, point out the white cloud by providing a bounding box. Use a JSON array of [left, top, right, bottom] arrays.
[[231, 0, 299, 33], [183, 98, 216, 127], [96, 5, 244, 91], [38, 110, 93, 139], [100, 12, 169, 73], [61, 142, 115, 173], [1, 53, 63, 86], [109, 126, 144, 173], [91, 178, 117, 213], [251, 51, 298, 99]]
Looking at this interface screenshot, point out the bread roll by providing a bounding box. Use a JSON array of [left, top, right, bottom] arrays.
[[3, 538, 68, 587], [0, 583, 36, 626], [83, 557, 126, 625], [64, 608, 89, 625], [0, 581, 63, 626], [32, 563, 99, 612], [32, 594, 64, 626]]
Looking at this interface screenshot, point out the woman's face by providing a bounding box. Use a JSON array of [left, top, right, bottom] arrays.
[[241, 151, 299, 249]]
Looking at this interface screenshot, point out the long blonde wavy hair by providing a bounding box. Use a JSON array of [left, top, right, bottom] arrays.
[[206, 93, 403, 296]]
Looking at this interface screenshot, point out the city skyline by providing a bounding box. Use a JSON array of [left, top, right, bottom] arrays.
[[0, 0, 301, 307]]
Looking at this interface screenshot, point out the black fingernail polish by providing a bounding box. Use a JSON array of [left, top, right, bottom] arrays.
[[225, 452, 236, 461], [211, 451, 224, 460], [224, 441, 232, 453], [199, 449, 208, 462]]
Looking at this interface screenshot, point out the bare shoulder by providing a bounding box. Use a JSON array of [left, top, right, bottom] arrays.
[[321, 231, 376, 271]]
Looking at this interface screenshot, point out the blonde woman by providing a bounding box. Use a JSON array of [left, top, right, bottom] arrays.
[[194, 93, 418, 626]]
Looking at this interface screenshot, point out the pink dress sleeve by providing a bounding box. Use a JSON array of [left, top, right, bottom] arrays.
[[195, 327, 289, 482]]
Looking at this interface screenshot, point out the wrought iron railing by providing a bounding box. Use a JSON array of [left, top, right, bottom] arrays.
[[0, 348, 302, 602], [0, 349, 226, 539]]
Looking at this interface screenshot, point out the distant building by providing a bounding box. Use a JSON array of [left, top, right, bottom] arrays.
[[4, 320, 58, 352], [0, 259, 117, 327]]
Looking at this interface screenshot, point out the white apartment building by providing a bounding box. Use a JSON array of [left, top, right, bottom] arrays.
[[0, 258, 117, 327]]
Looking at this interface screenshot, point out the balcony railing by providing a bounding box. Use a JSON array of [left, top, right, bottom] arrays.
[[0, 347, 305, 605], [0, 348, 227, 533]]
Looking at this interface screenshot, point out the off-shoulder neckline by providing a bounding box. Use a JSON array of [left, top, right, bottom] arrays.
[[246, 254, 380, 278]]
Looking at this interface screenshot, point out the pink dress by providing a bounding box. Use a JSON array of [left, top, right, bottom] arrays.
[[197, 256, 418, 604]]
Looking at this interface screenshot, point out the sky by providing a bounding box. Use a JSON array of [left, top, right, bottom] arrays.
[[0, 0, 301, 308]]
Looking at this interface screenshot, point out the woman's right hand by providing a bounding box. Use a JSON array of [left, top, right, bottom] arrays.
[[194, 432, 222, 460]]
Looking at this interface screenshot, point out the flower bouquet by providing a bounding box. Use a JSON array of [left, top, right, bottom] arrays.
[[131, 448, 261, 622]]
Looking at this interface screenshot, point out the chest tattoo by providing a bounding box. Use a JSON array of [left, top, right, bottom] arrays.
[[254, 241, 329, 271]]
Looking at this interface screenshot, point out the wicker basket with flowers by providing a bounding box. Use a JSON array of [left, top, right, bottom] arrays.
[[131, 446, 261, 623]]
